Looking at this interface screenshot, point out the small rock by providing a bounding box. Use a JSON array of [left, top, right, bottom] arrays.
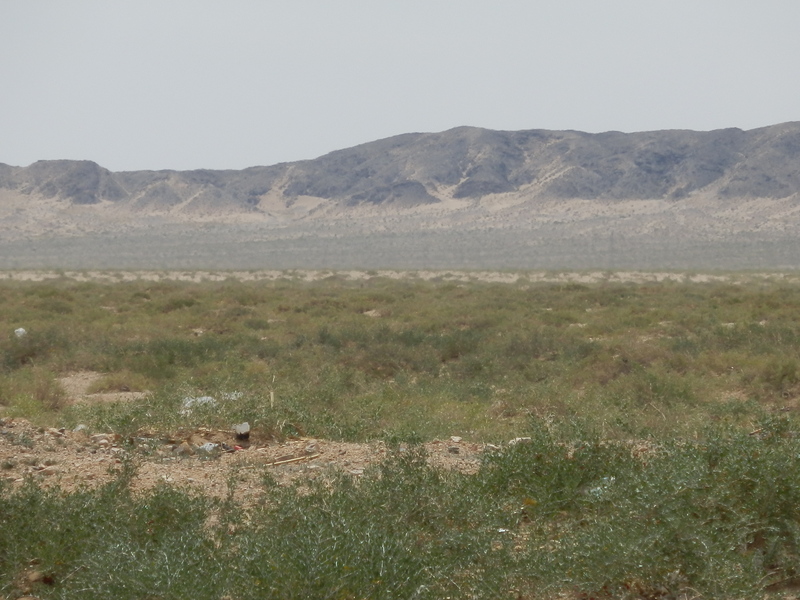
[[450, 436, 462, 443], [73, 424, 89, 433], [14, 327, 27, 338], [46, 427, 64, 437], [26, 570, 44, 584], [40, 466, 59, 476], [174, 441, 195, 456], [508, 437, 532, 446], [448, 446, 460, 454], [304, 441, 320, 455]]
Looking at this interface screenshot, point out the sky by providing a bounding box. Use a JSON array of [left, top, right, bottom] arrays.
[[2, 0, 799, 172]]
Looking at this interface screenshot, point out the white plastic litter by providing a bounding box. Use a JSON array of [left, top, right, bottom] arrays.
[[180, 396, 218, 416], [14, 328, 27, 338]]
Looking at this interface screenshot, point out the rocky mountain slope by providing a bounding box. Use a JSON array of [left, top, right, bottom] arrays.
[[1, 122, 799, 269], [3, 122, 800, 211]]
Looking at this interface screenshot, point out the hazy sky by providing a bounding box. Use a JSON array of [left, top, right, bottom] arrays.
[[2, 1, 798, 171]]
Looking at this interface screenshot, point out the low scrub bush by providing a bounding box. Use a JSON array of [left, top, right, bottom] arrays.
[[4, 419, 800, 598]]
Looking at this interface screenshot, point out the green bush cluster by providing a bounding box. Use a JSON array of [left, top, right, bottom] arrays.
[[3, 418, 800, 598], [3, 276, 800, 438]]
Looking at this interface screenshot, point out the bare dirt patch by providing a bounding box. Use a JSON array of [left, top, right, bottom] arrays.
[[0, 418, 485, 503], [57, 371, 150, 405]]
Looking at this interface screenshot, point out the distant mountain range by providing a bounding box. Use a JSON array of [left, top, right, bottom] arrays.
[[1, 122, 800, 270]]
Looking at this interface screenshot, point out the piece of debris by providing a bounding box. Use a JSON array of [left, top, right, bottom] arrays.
[[180, 396, 217, 416], [450, 436, 462, 443], [268, 453, 321, 467], [448, 446, 460, 454], [14, 327, 27, 338], [233, 422, 250, 441]]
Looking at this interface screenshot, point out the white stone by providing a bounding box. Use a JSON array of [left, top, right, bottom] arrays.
[[508, 437, 532, 446]]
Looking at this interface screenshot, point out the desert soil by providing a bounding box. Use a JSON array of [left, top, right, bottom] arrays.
[[0, 417, 485, 502], [3, 268, 800, 285], [1, 372, 486, 502]]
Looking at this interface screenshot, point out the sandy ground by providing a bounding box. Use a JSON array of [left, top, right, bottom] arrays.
[[57, 371, 150, 405], [2, 269, 800, 285], [0, 417, 486, 503], [2, 373, 485, 501]]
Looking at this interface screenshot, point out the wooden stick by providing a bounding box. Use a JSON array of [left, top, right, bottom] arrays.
[[268, 453, 321, 466]]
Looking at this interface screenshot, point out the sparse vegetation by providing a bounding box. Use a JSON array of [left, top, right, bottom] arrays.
[[4, 272, 800, 598]]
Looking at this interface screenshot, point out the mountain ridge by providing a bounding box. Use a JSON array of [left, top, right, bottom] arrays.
[[2, 122, 800, 270], [3, 122, 800, 214]]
